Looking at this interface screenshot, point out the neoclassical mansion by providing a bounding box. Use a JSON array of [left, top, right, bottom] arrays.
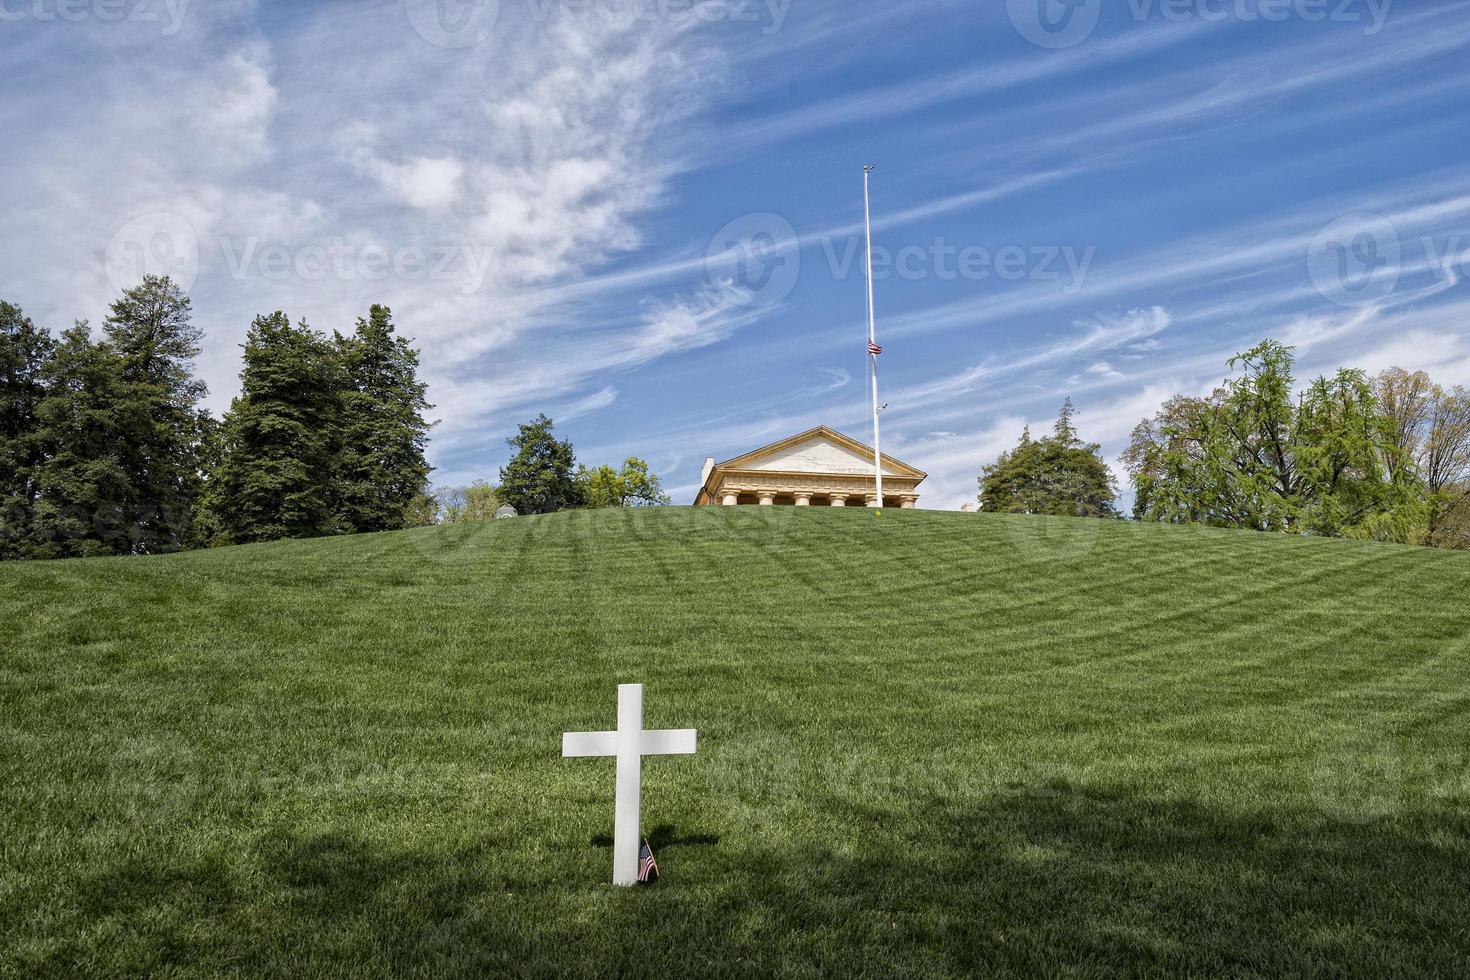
[[694, 426, 927, 509]]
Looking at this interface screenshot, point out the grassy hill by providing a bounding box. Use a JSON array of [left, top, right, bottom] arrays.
[[3, 507, 1469, 977]]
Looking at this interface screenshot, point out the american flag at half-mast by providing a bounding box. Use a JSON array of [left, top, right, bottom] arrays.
[[637, 839, 659, 883], [868, 341, 883, 356]]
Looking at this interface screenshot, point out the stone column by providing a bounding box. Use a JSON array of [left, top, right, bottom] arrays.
[[722, 491, 739, 506], [829, 494, 847, 507], [899, 496, 918, 509], [757, 492, 776, 506], [793, 492, 813, 506], [865, 496, 881, 508]]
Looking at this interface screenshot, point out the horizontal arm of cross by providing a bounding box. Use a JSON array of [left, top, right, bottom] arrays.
[[562, 729, 698, 758]]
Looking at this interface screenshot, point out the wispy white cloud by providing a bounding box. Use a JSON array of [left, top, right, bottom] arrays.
[[1, 1, 737, 459]]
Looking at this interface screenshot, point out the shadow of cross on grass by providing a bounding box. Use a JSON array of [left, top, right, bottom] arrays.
[[589, 824, 720, 851]]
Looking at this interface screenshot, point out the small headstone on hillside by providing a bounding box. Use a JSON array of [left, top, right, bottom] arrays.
[[495, 505, 518, 519]]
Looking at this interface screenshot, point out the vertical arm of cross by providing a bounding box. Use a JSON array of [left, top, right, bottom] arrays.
[[612, 683, 643, 886]]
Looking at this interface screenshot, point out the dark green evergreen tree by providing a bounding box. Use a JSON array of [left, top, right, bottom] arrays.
[[100, 275, 208, 552], [498, 414, 582, 515], [31, 324, 144, 557], [333, 305, 433, 533], [205, 313, 343, 544], [979, 399, 1118, 518], [0, 302, 55, 558]]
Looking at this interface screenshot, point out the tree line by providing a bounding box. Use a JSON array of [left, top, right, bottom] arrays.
[[0, 276, 435, 559], [437, 414, 671, 522], [979, 339, 1470, 551], [1, 277, 673, 561], [1123, 340, 1470, 548]]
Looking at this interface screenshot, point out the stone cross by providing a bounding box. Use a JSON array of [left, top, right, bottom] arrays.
[[562, 683, 698, 886]]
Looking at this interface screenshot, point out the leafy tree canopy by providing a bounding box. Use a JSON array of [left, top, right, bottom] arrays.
[[437, 481, 502, 523], [578, 457, 672, 508], [498, 414, 582, 515], [1125, 340, 1443, 543], [979, 398, 1118, 518]]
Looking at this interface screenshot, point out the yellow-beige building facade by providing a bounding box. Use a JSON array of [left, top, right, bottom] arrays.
[[694, 426, 926, 508]]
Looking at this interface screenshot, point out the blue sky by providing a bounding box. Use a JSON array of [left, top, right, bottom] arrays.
[[4, 0, 1469, 508]]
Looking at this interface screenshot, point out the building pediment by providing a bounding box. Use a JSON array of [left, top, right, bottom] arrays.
[[695, 426, 926, 506], [715, 426, 925, 479]]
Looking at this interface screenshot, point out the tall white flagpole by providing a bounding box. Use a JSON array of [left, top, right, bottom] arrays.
[[863, 164, 883, 506]]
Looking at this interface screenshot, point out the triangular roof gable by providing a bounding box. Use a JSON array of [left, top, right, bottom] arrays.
[[717, 426, 926, 480]]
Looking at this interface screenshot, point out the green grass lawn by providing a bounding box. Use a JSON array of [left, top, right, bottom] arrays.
[[3, 507, 1470, 977]]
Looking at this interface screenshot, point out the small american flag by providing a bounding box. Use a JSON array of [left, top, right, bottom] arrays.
[[868, 341, 883, 356], [637, 840, 659, 884]]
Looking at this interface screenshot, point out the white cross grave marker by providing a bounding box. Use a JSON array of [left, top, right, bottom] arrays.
[[562, 683, 697, 886]]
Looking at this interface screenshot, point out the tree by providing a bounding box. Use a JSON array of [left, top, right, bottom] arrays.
[[1121, 392, 1219, 522], [1293, 368, 1402, 537], [101, 275, 209, 552], [333, 305, 434, 533], [979, 399, 1118, 518], [1129, 344, 1425, 542], [1427, 486, 1470, 551], [617, 457, 672, 507], [204, 313, 343, 544], [1373, 367, 1436, 486], [401, 492, 440, 529], [30, 324, 144, 557], [1422, 386, 1470, 496], [577, 457, 672, 508], [0, 302, 55, 558], [1372, 368, 1470, 495], [437, 481, 502, 523], [498, 414, 581, 515]]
